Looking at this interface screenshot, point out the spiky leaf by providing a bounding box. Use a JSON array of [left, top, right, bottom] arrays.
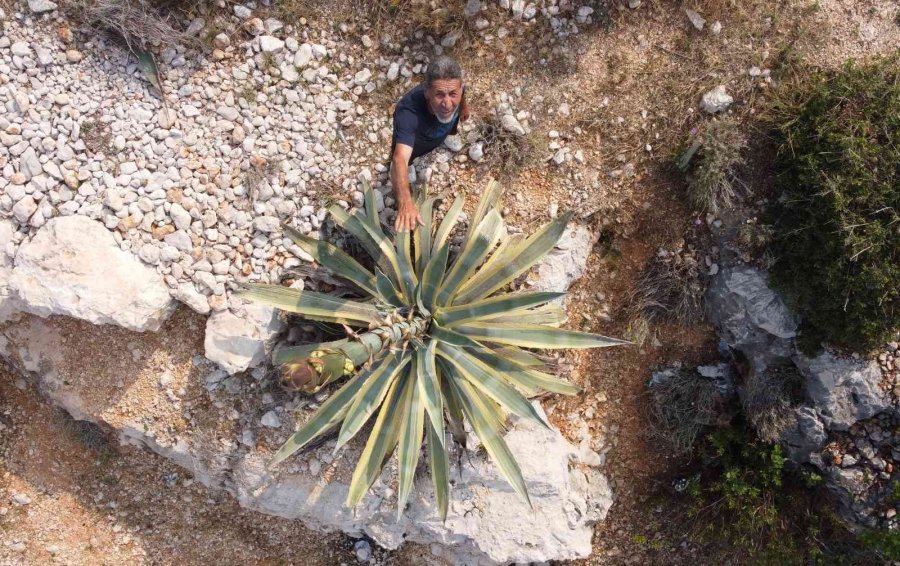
[[449, 376, 531, 506], [236, 284, 382, 326], [346, 370, 408, 508], [336, 352, 409, 449], [426, 417, 450, 521], [432, 195, 464, 255], [283, 226, 382, 301], [454, 322, 630, 349], [455, 212, 574, 304], [397, 366, 425, 516], [436, 292, 564, 326], [416, 341, 444, 448], [437, 343, 549, 428], [435, 209, 503, 307], [270, 371, 365, 465]]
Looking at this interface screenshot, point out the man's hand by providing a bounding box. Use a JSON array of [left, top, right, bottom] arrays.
[[395, 199, 424, 232]]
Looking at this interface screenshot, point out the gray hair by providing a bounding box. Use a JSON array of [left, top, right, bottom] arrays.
[[425, 56, 463, 88]]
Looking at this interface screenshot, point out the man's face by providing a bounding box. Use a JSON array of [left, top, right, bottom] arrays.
[[425, 79, 463, 123]]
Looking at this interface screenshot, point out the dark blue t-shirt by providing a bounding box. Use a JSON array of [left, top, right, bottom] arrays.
[[392, 84, 459, 162]]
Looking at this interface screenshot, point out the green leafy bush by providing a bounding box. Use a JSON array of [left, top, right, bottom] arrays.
[[768, 56, 900, 352], [859, 530, 900, 560], [683, 425, 872, 563]]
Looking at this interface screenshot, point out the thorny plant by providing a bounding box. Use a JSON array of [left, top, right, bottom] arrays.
[[240, 179, 627, 518]]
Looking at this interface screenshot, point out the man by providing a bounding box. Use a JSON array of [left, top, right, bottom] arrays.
[[390, 56, 469, 232]]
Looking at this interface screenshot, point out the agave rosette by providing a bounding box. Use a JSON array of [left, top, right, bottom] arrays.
[[238, 179, 626, 519]]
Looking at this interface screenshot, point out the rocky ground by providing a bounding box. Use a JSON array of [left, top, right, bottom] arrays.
[[1, 0, 899, 564]]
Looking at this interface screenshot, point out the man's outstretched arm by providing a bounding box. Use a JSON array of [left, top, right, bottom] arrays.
[[391, 143, 423, 232]]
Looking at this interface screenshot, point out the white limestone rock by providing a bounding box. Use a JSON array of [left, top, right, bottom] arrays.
[[0, 219, 20, 323], [500, 114, 526, 136], [529, 224, 596, 299], [172, 282, 211, 315], [795, 351, 890, 431], [684, 7, 706, 31], [700, 85, 733, 114], [468, 141, 484, 162], [444, 135, 464, 152], [294, 43, 313, 67], [12, 196, 38, 224], [8, 216, 176, 331], [204, 303, 283, 374], [28, 0, 58, 13], [259, 36, 285, 54]]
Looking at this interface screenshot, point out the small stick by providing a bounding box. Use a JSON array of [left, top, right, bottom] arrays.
[[654, 44, 693, 61]]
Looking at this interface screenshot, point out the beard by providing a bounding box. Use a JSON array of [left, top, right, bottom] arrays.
[[430, 102, 459, 124], [436, 110, 457, 124]]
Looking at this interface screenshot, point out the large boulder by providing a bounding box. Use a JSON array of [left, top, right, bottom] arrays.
[[0, 219, 20, 323], [233, 405, 611, 565], [0, 312, 613, 565], [8, 216, 176, 331], [795, 351, 889, 431], [204, 302, 283, 374], [705, 266, 797, 373], [705, 265, 899, 531]]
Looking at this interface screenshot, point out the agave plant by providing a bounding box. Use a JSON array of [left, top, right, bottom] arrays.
[[238, 179, 626, 519]]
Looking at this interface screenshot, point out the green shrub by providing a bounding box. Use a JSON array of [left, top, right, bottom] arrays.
[[860, 530, 900, 560], [683, 425, 873, 564], [768, 56, 900, 352]]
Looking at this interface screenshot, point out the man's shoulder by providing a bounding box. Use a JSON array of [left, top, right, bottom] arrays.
[[397, 84, 426, 113]]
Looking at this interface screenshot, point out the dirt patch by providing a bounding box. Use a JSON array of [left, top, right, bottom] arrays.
[[0, 364, 358, 565]]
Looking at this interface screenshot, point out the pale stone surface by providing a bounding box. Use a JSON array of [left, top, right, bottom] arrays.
[[0, 219, 20, 323], [700, 85, 733, 113], [9, 216, 175, 331], [27, 0, 57, 13], [705, 266, 797, 374], [172, 282, 211, 315], [204, 303, 283, 374], [529, 224, 596, 301], [795, 351, 889, 431]]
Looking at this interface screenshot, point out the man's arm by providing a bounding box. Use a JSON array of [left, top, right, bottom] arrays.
[[391, 143, 423, 232]]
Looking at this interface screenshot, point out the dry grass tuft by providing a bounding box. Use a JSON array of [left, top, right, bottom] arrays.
[[648, 368, 721, 453], [626, 247, 706, 344], [470, 116, 537, 178], [60, 0, 200, 48], [359, 0, 469, 36], [681, 117, 747, 214], [741, 365, 800, 443]]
